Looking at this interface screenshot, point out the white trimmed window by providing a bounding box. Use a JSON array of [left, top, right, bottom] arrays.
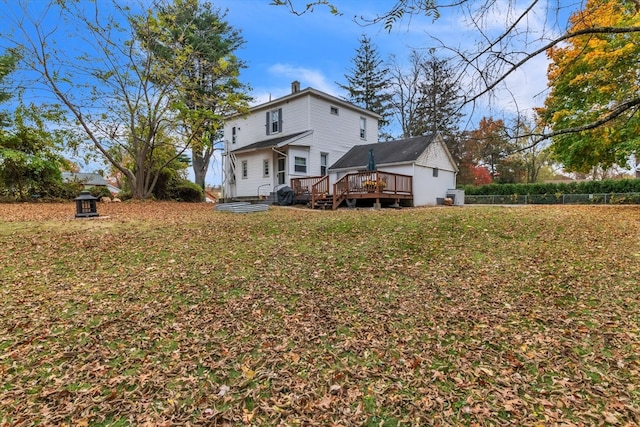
[[433, 167, 439, 177], [241, 160, 248, 179], [263, 159, 270, 177], [330, 106, 339, 115], [231, 126, 237, 144], [294, 156, 307, 173], [320, 153, 328, 176], [266, 108, 282, 134], [360, 117, 367, 139]]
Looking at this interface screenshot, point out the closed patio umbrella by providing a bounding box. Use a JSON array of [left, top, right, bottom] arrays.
[[367, 147, 376, 171]]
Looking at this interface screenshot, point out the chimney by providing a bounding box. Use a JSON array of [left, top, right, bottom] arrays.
[[291, 80, 300, 93]]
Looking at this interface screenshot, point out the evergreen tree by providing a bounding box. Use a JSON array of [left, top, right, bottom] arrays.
[[338, 34, 393, 137], [411, 51, 463, 152]]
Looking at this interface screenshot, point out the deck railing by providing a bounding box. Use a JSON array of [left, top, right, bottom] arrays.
[[291, 176, 329, 207], [333, 171, 412, 209], [293, 171, 413, 209], [291, 176, 323, 195], [310, 176, 329, 207]]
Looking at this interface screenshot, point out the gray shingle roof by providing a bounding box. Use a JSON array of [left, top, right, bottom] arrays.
[[231, 130, 312, 153], [329, 134, 437, 170], [61, 172, 109, 186]]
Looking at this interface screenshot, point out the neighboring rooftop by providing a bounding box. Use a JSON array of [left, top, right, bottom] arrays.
[[62, 172, 120, 193], [62, 172, 109, 186]]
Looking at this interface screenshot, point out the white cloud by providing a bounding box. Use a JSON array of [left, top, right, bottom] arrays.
[[499, 52, 551, 116], [246, 63, 342, 107], [267, 63, 338, 96]]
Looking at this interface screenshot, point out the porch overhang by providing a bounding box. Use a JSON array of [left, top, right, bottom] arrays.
[[231, 130, 313, 154]]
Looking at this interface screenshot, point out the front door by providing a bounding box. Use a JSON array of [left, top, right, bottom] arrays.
[[277, 156, 286, 185]]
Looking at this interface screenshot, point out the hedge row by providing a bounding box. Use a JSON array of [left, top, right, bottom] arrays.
[[464, 193, 640, 205], [462, 178, 640, 196]]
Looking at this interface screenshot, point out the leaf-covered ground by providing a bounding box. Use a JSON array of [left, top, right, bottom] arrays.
[[1, 202, 639, 426]]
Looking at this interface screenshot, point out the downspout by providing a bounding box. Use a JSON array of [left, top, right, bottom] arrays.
[[222, 140, 229, 202]]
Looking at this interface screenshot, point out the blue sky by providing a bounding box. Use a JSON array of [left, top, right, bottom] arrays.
[[3, 0, 578, 185], [214, 1, 575, 116]]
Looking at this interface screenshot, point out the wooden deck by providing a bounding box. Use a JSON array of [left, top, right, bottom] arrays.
[[291, 171, 413, 210]]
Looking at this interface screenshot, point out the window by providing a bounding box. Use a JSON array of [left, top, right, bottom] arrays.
[[360, 117, 367, 139], [294, 156, 307, 173], [263, 159, 270, 177], [266, 108, 282, 134], [231, 126, 237, 144], [433, 167, 439, 177], [320, 153, 328, 176], [241, 160, 248, 179], [330, 106, 339, 115]]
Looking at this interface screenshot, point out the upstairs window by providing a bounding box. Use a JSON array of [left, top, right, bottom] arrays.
[[330, 106, 339, 115], [231, 126, 237, 144], [266, 108, 282, 135], [433, 167, 439, 177], [360, 117, 367, 139]]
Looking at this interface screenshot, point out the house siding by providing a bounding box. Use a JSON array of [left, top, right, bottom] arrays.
[[225, 101, 310, 150], [306, 97, 377, 177], [372, 163, 452, 206], [232, 151, 277, 198], [412, 166, 456, 206], [415, 138, 456, 171]]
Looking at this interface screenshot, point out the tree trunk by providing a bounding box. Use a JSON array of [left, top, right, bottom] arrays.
[[192, 146, 213, 190]]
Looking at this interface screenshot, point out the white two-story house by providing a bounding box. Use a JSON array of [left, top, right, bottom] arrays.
[[222, 81, 381, 200]]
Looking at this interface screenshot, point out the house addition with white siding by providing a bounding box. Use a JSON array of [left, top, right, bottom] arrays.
[[328, 134, 460, 207], [222, 81, 381, 200]]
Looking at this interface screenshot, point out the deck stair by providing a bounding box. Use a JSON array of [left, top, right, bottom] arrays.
[[309, 196, 333, 210]]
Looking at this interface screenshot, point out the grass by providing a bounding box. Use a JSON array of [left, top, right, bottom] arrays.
[[0, 202, 639, 425]]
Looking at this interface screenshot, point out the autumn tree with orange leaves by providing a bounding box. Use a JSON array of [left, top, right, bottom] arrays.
[[539, 0, 640, 174], [467, 118, 510, 182]]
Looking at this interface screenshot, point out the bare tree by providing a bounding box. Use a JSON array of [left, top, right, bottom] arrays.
[[388, 51, 425, 138], [273, 0, 640, 144]]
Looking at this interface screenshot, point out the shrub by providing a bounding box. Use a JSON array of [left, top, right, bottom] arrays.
[[169, 180, 203, 202], [462, 178, 640, 196], [116, 190, 133, 201], [87, 186, 113, 199]]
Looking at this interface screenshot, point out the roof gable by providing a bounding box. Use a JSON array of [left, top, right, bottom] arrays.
[[228, 87, 382, 120], [329, 134, 439, 170]]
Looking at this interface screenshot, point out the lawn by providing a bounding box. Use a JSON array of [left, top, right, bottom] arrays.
[[1, 202, 639, 426]]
